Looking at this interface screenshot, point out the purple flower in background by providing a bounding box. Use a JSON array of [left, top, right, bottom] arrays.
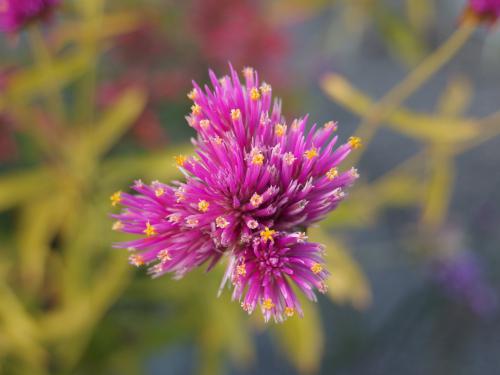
[[464, 0, 500, 24], [112, 66, 359, 322], [434, 250, 498, 317], [0, 0, 59, 33]]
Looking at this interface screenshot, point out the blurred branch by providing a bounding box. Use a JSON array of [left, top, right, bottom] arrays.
[[322, 23, 474, 164]]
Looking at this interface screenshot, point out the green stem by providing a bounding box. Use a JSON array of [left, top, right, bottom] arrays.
[[351, 23, 475, 165], [27, 26, 66, 123]]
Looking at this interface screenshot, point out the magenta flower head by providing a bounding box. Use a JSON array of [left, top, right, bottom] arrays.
[[0, 0, 59, 33], [111, 66, 360, 322], [463, 0, 500, 25]]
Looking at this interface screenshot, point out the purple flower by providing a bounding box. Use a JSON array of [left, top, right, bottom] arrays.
[[464, 0, 500, 24], [433, 250, 498, 317], [0, 0, 59, 33], [112, 66, 359, 322]]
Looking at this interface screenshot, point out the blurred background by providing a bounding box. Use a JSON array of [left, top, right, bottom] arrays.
[[1, 0, 500, 374]]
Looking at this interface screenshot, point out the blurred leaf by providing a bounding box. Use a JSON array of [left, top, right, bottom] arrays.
[[321, 73, 479, 144], [86, 87, 147, 159], [420, 148, 455, 228], [323, 153, 426, 228], [0, 168, 54, 212], [375, 5, 427, 66], [8, 52, 91, 100], [16, 194, 69, 294], [309, 227, 372, 310], [437, 74, 473, 117], [273, 298, 323, 375], [406, 0, 435, 35], [53, 13, 142, 49]]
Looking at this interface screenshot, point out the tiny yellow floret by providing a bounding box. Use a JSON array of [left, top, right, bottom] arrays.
[[274, 123, 286, 137], [304, 147, 319, 160], [157, 249, 172, 262], [231, 108, 241, 121], [348, 136, 362, 149], [198, 200, 210, 212], [311, 263, 323, 274], [262, 298, 275, 310], [250, 193, 263, 207], [174, 154, 187, 167], [236, 263, 247, 276], [260, 227, 276, 243], [110, 191, 122, 206], [216, 216, 229, 229], [326, 168, 338, 180], [187, 89, 197, 100], [249, 87, 261, 101], [191, 104, 202, 115], [143, 221, 157, 237], [251, 152, 264, 166], [285, 307, 295, 317], [155, 187, 165, 197], [129, 254, 145, 267]]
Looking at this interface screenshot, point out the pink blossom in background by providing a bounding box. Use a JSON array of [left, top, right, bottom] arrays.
[[0, 0, 59, 33]]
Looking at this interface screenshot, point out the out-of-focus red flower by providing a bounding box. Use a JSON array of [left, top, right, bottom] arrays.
[[463, 0, 500, 25], [114, 22, 172, 68], [97, 78, 169, 150], [0, 0, 59, 33], [190, 0, 288, 80]]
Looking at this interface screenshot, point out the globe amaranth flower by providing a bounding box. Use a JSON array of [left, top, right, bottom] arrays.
[[0, 0, 59, 33], [111, 66, 360, 322], [463, 0, 500, 24]]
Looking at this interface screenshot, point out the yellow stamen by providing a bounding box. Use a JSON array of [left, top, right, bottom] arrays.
[[348, 136, 362, 149], [155, 187, 165, 197], [324, 121, 337, 131], [231, 108, 241, 121], [251, 152, 264, 166], [243, 66, 254, 78], [262, 298, 275, 310], [311, 263, 323, 274], [110, 191, 122, 206], [168, 213, 181, 223], [174, 154, 187, 167], [236, 263, 246, 276], [129, 254, 145, 267], [211, 136, 223, 145], [215, 216, 229, 229], [112, 221, 123, 231], [260, 83, 271, 94], [283, 152, 296, 166], [191, 104, 202, 116], [326, 168, 338, 180], [285, 307, 295, 317], [350, 167, 360, 179], [199, 119, 210, 129], [250, 193, 263, 207], [198, 200, 210, 212], [157, 249, 172, 262], [186, 218, 199, 227], [260, 227, 276, 243], [304, 147, 319, 160], [187, 89, 197, 100], [274, 123, 286, 137], [318, 282, 328, 294], [143, 221, 157, 237], [249, 87, 261, 101]]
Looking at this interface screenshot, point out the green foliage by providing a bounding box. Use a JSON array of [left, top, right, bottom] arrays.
[[1, 1, 500, 374]]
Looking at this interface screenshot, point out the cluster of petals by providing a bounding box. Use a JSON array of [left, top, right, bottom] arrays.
[[112, 66, 360, 322]]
